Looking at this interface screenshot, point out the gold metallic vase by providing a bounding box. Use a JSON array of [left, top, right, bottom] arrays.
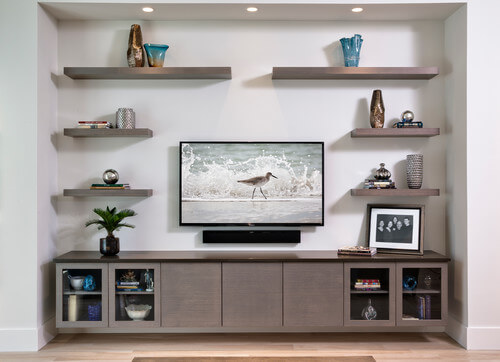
[[370, 89, 385, 128], [127, 24, 145, 67]]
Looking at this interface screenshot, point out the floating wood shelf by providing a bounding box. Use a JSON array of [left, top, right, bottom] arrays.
[[63, 189, 153, 197], [64, 67, 232, 79], [351, 128, 440, 138], [350, 189, 440, 197], [64, 128, 153, 138], [272, 67, 439, 80]]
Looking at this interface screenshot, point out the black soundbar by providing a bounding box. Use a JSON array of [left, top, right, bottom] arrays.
[[203, 230, 301, 244]]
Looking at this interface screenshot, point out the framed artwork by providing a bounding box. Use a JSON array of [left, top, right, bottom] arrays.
[[367, 204, 424, 255]]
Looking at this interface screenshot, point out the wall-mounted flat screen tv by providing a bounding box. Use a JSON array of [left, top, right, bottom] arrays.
[[180, 142, 324, 226]]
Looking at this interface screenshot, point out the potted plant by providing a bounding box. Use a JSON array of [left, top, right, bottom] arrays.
[[85, 206, 137, 256]]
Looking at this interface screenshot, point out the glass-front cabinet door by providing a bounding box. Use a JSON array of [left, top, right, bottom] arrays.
[[396, 262, 448, 326], [344, 262, 395, 326], [109, 263, 161, 327], [56, 263, 108, 328]]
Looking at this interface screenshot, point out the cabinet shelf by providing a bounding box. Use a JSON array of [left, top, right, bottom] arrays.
[[64, 128, 153, 138], [351, 290, 389, 294], [403, 289, 441, 294], [115, 291, 155, 295], [64, 189, 153, 197], [351, 189, 440, 197], [63, 290, 102, 295], [64, 67, 232, 80], [351, 128, 440, 138], [272, 67, 439, 80]]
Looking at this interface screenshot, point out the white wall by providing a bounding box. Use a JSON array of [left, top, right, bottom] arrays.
[[444, 5, 468, 347], [57, 20, 447, 253], [0, 0, 39, 352], [37, 5, 59, 349], [466, 0, 500, 350]]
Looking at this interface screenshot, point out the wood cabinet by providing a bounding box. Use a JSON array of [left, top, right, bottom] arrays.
[[222, 262, 282, 327], [162, 262, 221, 327], [283, 262, 343, 327], [53, 251, 449, 330]]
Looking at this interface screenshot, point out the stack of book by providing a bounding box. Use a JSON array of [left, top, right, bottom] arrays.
[[392, 121, 423, 128], [364, 179, 396, 189], [90, 184, 130, 190], [417, 295, 432, 320], [337, 246, 377, 256], [116, 281, 142, 292], [354, 279, 381, 291], [76, 121, 112, 129]]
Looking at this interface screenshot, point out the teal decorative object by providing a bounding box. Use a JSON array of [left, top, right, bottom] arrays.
[[83, 275, 96, 291], [144, 43, 169, 67], [403, 275, 418, 290], [340, 34, 363, 67]]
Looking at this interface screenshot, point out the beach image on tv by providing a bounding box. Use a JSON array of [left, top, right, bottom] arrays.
[[180, 142, 323, 225]]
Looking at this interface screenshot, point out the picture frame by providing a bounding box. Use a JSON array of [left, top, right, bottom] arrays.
[[367, 204, 424, 255]]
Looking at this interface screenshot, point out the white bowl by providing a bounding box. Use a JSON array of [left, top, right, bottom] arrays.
[[69, 276, 85, 290], [125, 304, 151, 321]]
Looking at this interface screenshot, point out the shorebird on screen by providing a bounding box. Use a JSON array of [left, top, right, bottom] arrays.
[[237, 172, 277, 200]]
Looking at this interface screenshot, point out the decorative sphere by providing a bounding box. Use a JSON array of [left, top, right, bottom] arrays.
[[401, 110, 415, 122], [103, 169, 119, 184]]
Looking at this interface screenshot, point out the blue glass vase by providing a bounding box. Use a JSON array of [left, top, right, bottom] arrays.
[[340, 34, 363, 67], [144, 43, 169, 67]]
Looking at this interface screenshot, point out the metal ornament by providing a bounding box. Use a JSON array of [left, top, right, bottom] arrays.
[[370, 89, 385, 128], [401, 110, 415, 122], [103, 169, 119, 184], [116, 108, 136, 129], [127, 24, 145, 67], [374, 163, 391, 180], [406, 154, 423, 189]]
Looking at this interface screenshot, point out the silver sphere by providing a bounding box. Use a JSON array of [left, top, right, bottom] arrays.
[[401, 110, 415, 122], [103, 169, 119, 184]]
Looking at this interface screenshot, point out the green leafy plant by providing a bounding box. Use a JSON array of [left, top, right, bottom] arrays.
[[85, 206, 137, 237]]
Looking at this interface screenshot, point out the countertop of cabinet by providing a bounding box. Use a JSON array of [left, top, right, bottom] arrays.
[[53, 250, 449, 263]]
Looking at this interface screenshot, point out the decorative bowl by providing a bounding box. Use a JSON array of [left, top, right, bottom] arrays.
[[69, 276, 85, 290], [125, 304, 151, 321]]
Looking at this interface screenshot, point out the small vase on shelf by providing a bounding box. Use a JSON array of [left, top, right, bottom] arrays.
[[144, 43, 169, 67], [406, 154, 424, 189], [127, 24, 145, 67], [370, 89, 385, 128], [361, 298, 377, 320], [340, 34, 363, 67]]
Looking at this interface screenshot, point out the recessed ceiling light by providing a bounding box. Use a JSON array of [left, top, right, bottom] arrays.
[[247, 7, 258, 13], [142, 7, 154, 13], [352, 7, 363, 13]]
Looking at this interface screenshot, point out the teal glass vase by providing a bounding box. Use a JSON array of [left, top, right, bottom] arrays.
[[144, 43, 169, 67], [340, 34, 363, 67]]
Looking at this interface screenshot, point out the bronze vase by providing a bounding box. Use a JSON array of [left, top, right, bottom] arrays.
[[127, 24, 145, 67], [370, 89, 385, 128]]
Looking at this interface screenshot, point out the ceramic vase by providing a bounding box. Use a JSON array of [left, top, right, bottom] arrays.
[[370, 89, 385, 128], [127, 24, 145, 67], [116, 108, 135, 129], [144, 43, 169, 67], [100, 236, 120, 256], [340, 34, 363, 67], [406, 154, 424, 189]]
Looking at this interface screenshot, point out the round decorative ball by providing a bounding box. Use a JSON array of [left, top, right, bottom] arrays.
[[102, 169, 119, 184], [401, 110, 415, 123]]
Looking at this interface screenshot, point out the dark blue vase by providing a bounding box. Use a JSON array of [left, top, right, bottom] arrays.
[[340, 34, 363, 67], [144, 43, 169, 67], [83, 275, 96, 291], [403, 275, 418, 290]]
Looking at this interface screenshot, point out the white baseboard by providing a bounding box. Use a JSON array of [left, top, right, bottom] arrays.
[[467, 326, 500, 350], [38, 317, 56, 350], [446, 314, 467, 348], [0, 328, 38, 352], [0, 318, 56, 352]]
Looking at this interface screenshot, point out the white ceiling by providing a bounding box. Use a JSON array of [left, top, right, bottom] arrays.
[[40, 2, 465, 21]]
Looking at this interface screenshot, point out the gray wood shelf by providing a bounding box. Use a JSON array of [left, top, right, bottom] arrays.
[[63, 290, 102, 295], [64, 128, 153, 138], [403, 289, 441, 294], [63, 189, 153, 197], [351, 290, 389, 294], [64, 67, 232, 80], [351, 128, 440, 138], [350, 189, 440, 197], [115, 291, 155, 295], [272, 67, 439, 80]]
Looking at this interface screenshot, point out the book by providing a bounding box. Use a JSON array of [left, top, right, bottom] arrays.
[[117, 281, 140, 286], [78, 121, 110, 124], [425, 295, 431, 320], [90, 186, 130, 190], [77, 124, 109, 129], [91, 184, 129, 187], [338, 246, 377, 256]]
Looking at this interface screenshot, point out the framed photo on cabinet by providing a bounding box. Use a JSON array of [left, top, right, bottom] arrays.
[[367, 204, 424, 255]]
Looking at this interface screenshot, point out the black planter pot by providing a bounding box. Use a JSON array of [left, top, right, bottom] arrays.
[[100, 235, 120, 256]]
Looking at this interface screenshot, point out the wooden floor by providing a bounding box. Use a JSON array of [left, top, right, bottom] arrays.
[[1, 333, 499, 361]]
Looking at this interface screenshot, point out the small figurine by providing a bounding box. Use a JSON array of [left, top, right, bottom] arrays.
[[144, 269, 154, 292], [393, 110, 423, 128], [121, 270, 137, 282]]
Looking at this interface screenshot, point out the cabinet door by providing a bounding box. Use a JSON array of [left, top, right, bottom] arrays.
[[162, 262, 221, 327], [344, 262, 395, 326], [283, 262, 343, 326], [56, 263, 108, 328], [396, 262, 448, 326], [109, 263, 161, 327], [222, 262, 282, 327]]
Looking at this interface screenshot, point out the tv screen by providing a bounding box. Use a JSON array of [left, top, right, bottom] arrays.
[[180, 142, 324, 226]]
